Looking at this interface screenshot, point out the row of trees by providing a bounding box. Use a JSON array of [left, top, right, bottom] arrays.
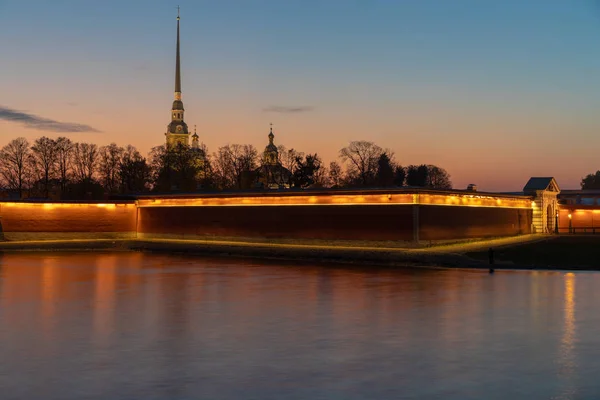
[[582, 171, 600, 189], [0, 137, 451, 200]]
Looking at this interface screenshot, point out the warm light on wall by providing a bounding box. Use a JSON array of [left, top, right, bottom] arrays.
[[1, 202, 134, 210], [136, 192, 531, 209]]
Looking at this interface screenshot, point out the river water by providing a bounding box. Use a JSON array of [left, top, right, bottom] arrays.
[[0, 252, 597, 399]]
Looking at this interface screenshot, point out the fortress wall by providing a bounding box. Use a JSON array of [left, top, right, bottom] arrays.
[[0, 191, 534, 243], [138, 202, 532, 242], [419, 206, 532, 241], [558, 207, 600, 232], [137, 205, 416, 241], [0, 202, 137, 240]]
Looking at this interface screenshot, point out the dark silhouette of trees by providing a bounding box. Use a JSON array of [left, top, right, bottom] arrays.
[[66, 142, 101, 200], [55, 137, 73, 194], [0, 135, 456, 196], [406, 165, 429, 187], [213, 144, 258, 190], [151, 143, 208, 192], [339, 141, 383, 187], [119, 145, 151, 193], [393, 165, 406, 187], [30, 137, 58, 198], [328, 161, 343, 188], [98, 143, 124, 194], [406, 164, 452, 189], [72, 142, 98, 183], [426, 165, 452, 189], [0, 137, 31, 199], [292, 153, 322, 188], [581, 171, 600, 189], [375, 153, 395, 187]]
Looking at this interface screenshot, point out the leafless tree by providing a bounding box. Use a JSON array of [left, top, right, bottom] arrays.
[[30, 136, 58, 198], [55, 136, 74, 193], [72, 142, 99, 183], [339, 141, 385, 187], [278, 145, 304, 172], [328, 161, 344, 188], [426, 165, 452, 189], [0, 137, 31, 198], [213, 144, 258, 189], [98, 143, 124, 194], [312, 160, 329, 188]]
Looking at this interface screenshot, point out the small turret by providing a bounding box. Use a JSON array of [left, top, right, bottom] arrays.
[[192, 125, 199, 149], [263, 123, 279, 165]]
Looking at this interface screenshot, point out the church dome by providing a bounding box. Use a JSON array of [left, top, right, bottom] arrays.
[[172, 100, 184, 110], [168, 120, 189, 134], [265, 143, 278, 152]]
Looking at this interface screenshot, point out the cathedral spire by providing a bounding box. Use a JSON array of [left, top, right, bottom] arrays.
[[165, 6, 189, 148], [175, 6, 182, 99]]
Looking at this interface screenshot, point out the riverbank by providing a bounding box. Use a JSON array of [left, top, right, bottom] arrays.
[[466, 235, 600, 270], [0, 235, 562, 270]]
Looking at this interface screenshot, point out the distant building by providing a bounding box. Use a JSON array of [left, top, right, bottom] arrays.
[[255, 125, 292, 189], [165, 10, 190, 148], [522, 177, 560, 233], [558, 190, 600, 206]]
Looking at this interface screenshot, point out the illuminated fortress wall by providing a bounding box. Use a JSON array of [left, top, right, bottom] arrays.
[[0, 191, 534, 242], [136, 191, 533, 242], [419, 206, 531, 240], [138, 205, 416, 241], [0, 202, 137, 240]]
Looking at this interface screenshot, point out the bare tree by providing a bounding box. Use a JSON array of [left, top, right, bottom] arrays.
[[98, 143, 124, 194], [328, 161, 343, 188], [339, 141, 384, 187], [277, 145, 303, 187], [72, 142, 99, 183], [30, 136, 58, 198], [55, 136, 74, 194], [0, 137, 31, 198], [426, 165, 452, 189], [313, 162, 329, 188], [213, 144, 258, 189]]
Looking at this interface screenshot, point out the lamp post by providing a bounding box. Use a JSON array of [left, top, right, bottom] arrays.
[[555, 211, 559, 234], [568, 213, 572, 234]]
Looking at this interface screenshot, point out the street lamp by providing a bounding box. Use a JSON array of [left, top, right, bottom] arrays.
[[555, 211, 559, 234], [568, 213, 572, 234]]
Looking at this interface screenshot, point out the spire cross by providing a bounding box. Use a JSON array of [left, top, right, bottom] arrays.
[[177, 5, 180, 19], [270, 122, 273, 132]]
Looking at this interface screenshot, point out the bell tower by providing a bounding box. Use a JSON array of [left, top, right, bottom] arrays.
[[165, 7, 189, 148]]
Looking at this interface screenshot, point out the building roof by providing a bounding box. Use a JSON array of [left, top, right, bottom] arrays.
[[523, 177, 560, 193]]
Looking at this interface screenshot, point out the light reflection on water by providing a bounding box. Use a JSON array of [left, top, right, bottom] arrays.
[[0, 252, 599, 399]]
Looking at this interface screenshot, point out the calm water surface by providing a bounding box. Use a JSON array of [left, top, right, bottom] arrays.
[[0, 252, 598, 399]]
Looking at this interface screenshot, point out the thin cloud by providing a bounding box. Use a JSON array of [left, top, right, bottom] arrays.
[[263, 106, 314, 113], [0, 106, 100, 133]]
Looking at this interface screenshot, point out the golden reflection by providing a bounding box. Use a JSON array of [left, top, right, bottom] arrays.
[[556, 272, 577, 399], [41, 257, 59, 334], [92, 255, 118, 345]]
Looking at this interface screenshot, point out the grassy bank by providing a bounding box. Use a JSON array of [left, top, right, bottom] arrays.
[[466, 235, 600, 269], [0, 238, 487, 269], [2, 235, 595, 271]]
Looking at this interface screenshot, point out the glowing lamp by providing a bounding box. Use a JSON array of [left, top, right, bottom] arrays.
[[568, 213, 572, 219]]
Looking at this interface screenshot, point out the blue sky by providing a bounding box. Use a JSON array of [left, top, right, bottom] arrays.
[[2, 0, 600, 190]]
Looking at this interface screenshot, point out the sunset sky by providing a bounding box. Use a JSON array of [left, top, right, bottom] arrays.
[[2, 0, 600, 191]]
